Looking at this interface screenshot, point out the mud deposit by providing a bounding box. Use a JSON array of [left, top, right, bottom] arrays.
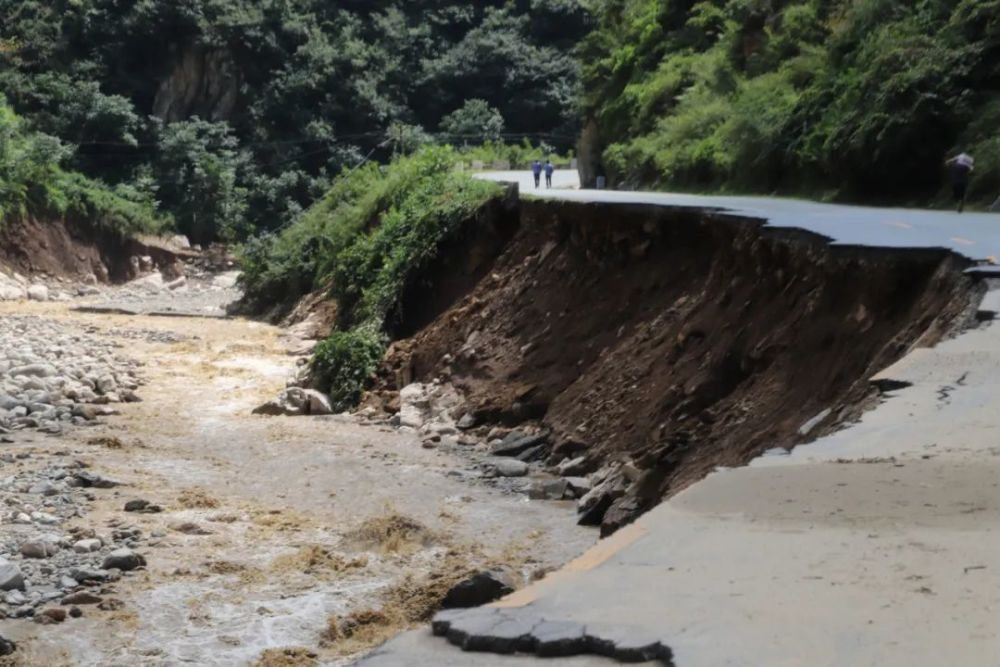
[[380, 199, 978, 535], [0, 302, 593, 666]]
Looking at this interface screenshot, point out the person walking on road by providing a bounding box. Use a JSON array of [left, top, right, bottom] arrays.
[[531, 160, 542, 189], [544, 160, 555, 189], [946, 152, 975, 213]]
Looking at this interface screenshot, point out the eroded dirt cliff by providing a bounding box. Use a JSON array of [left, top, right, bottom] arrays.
[[376, 199, 979, 534]]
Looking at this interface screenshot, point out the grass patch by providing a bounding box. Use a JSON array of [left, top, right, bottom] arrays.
[[346, 509, 435, 555], [239, 145, 503, 411], [175, 488, 221, 509], [269, 546, 368, 575], [252, 648, 318, 667]]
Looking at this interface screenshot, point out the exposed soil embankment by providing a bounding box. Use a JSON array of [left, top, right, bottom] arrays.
[[0, 217, 190, 283], [378, 199, 977, 534]]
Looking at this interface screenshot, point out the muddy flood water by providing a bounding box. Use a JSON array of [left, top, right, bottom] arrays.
[[0, 300, 594, 666]]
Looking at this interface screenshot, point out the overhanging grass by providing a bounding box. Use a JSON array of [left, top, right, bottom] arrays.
[[239, 145, 502, 410]]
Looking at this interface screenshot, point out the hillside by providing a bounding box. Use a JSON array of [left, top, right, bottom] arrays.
[[0, 0, 590, 242], [580, 0, 1000, 205]]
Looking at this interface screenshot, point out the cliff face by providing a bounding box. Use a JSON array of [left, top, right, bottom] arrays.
[[153, 47, 241, 123]]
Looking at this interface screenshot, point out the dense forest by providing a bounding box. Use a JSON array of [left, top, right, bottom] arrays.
[[581, 0, 1000, 204], [2, 0, 999, 248], [0, 0, 590, 242]]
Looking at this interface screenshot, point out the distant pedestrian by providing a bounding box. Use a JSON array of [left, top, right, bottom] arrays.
[[544, 160, 554, 188], [945, 152, 975, 213], [531, 160, 542, 189]]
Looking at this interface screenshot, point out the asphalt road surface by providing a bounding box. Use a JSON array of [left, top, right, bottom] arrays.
[[484, 170, 1000, 270], [360, 173, 1000, 667]]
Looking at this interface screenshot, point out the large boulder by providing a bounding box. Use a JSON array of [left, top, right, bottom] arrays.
[[398, 383, 429, 429], [252, 387, 334, 416], [0, 285, 25, 301]]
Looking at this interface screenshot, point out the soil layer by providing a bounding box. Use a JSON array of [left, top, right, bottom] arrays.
[[0, 217, 188, 283], [379, 199, 978, 534]]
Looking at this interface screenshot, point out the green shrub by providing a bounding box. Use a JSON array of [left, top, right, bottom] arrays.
[[0, 98, 163, 236], [312, 327, 388, 411], [240, 144, 503, 410], [458, 139, 575, 169], [583, 0, 1000, 206]]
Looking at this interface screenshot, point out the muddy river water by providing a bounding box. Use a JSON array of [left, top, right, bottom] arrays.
[[0, 301, 594, 666]]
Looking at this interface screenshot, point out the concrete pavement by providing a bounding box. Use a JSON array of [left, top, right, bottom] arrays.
[[358, 176, 1000, 666]]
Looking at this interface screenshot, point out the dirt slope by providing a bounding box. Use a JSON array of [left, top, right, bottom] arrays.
[[379, 200, 978, 534], [0, 217, 188, 283]]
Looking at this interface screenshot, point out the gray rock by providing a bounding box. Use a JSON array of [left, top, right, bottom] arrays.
[[27, 481, 59, 496], [4, 591, 25, 605], [70, 568, 110, 583], [72, 538, 102, 554], [70, 471, 118, 488], [101, 548, 146, 572], [564, 476, 593, 498], [124, 499, 150, 512], [0, 634, 15, 656], [529, 479, 570, 500], [26, 285, 49, 301], [492, 459, 529, 478], [20, 541, 59, 559], [557, 456, 592, 477], [442, 571, 515, 609], [456, 413, 477, 430], [491, 431, 549, 457], [0, 559, 25, 591]]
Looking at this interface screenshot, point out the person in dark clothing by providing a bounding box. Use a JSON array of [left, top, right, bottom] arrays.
[[544, 160, 555, 188], [531, 160, 542, 188], [946, 152, 975, 213]]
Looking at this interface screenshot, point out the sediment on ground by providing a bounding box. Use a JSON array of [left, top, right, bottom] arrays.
[[373, 198, 979, 535]]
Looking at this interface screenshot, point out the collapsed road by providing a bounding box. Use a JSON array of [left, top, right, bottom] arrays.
[[359, 173, 1000, 666], [0, 175, 998, 666]]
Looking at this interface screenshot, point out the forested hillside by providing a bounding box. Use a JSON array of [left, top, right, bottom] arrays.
[[581, 0, 1000, 204], [0, 0, 589, 242]]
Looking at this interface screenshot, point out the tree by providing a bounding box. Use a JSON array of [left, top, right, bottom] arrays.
[[440, 99, 505, 143], [151, 118, 248, 243]]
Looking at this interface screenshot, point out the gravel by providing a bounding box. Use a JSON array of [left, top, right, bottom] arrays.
[[0, 453, 149, 618]]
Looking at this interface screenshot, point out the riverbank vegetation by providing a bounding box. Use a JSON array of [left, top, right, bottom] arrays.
[[239, 146, 501, 410]]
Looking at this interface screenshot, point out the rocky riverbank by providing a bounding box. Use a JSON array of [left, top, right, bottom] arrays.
[[0, 316, 144, 437], [0, 448, 150, 625]]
